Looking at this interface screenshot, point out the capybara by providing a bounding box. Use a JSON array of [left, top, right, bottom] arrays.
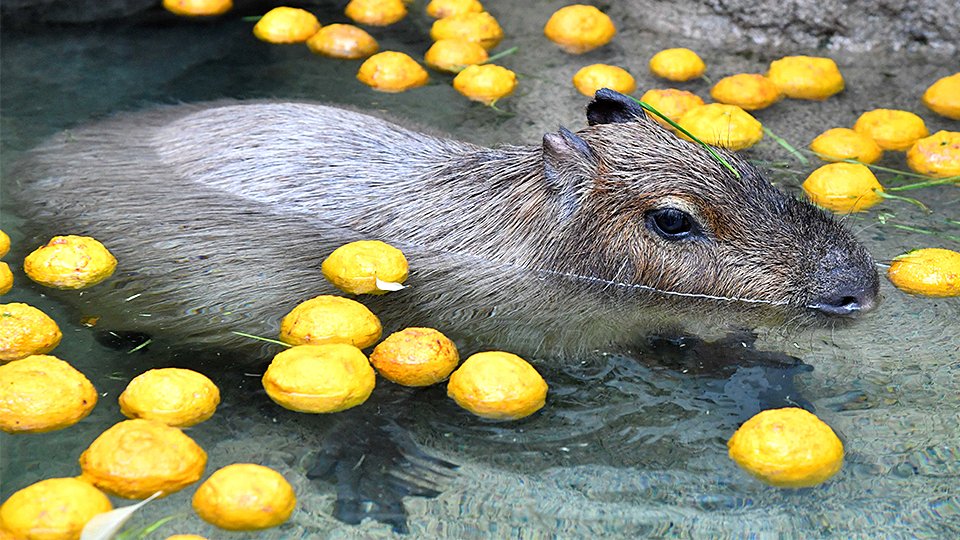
[[7, 89, 878, 353]]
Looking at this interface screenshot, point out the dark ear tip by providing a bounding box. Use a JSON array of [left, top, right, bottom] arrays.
[[592, 88, 626, 102], [586, 88, 645, 126]]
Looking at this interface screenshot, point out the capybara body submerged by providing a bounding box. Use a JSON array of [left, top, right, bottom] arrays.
[[9, 90, 879, 352]]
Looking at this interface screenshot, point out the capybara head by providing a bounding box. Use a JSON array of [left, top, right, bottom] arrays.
[[537, 89, 879, 319]]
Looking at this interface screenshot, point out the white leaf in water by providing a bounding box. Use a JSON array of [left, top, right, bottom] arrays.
[[375, 278, 406, 292], [81, 491, 161, 540]]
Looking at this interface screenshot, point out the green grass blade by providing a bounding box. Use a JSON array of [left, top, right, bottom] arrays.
[[628, 96, 741, 179]]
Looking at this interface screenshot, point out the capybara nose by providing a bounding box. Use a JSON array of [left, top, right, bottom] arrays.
[[808, 286, 879, 317]]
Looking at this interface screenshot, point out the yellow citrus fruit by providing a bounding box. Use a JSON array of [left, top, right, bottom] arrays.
[[345, 0, 407, 26], [887, 248, 960, 297], [253, 7, 321, 44], [0, 355, 97, 434], [369, 327, 460, 386], [0, 262, 11, 295], [79, 419, 207, 499], [0, 477, 112, 540], [306, 24, 379, 60], [119, 368, 220, 427], [162, 0, 232, 17], [543, 4, 616, 54], [0, 229, 9, 258], [321, 240, 408, 295], [447, 351, 547, 420], [279, 295, 382, 348], [677, 103, 763, 151], [430, 12, 503, 50], [192, 464, 296, 531], [639, 88, 705, 130], [810, 127, 883, 164], [262, 344, 375, 413], [853, 109, 929, 151], [426, 0, 483, 19], [766, 55, 844, 100], [453, 64, 517, 105], [802, 162, 884, 213], [921, 72, 960, 120], [23, 235, 117, 290], [728, 407, 843, 488], [709, 73, 783, 111], [424, 38, 488, 73], [906, 130, 960, 178], [648, 48, 706, 82], [357, 51, 429, 93], [572, 64, 636, 97], [0, 303, 62, 363]]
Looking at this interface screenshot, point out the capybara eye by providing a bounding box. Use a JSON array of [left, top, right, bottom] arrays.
[[646, 208, 698, 240]]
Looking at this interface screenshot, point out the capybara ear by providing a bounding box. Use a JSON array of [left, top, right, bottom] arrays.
[[586, 88, 646, 125], [542, 126, 598, 220]]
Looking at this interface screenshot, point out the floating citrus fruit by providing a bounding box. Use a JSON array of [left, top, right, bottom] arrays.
[[357, 51, 429, 92], [710, 73, 782, 110], [453, 64, 517, 105], [649, 48, 706, 82], [728, 407, 844, 488], [306, 24, 378, 59], [79, 419, 207, 499], [853, 109, 929, 151], [921, 72, 960, 120], [262, 344, 375, 413], [543, 4, 616, 54], [192, 464, 296, 531], [0, 355, 97, 433], [369, 327, 460, 386], [430, 12, 503, 50], [802, 162, 884, 213], [0, 229, 9, 257], [887, 248, 960, 297], [447, 351, 547, 420], [279, 295, 382, 348], [0, 303, 62, 363], [766, 55, 844, 100], [639, 88, 705, 130], [426, 0, 484, 19], [23, 235, 117, 289], [0, 477, 112, 540], [424, 39, 488, 73], [119, 368, 220, 427], [0, 262, 11, 295], [253, 7, 321, 44], [810, 127, 883, 164], [345, 0, 407, 26], [906, 130, 960, 178], [322, 240, 408, 295], [677, 103, 763, 151], [572, 64, 636, 97], [162, 0, 232, 17]]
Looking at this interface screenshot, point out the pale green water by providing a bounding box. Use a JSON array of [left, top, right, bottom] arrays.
[[1, 2, 958, 538]]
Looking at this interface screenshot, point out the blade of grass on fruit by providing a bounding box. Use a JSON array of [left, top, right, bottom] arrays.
[[629, 96, 741, 178]]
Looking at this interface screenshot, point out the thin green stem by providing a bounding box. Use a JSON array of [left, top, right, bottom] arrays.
[[762, 127, 808, 165], [483, 46, 519, 64], [883, 223, 960, 243], [886, 177, 960, 191], [231, 331, 291, 347], [874, 189, 931, 213]]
